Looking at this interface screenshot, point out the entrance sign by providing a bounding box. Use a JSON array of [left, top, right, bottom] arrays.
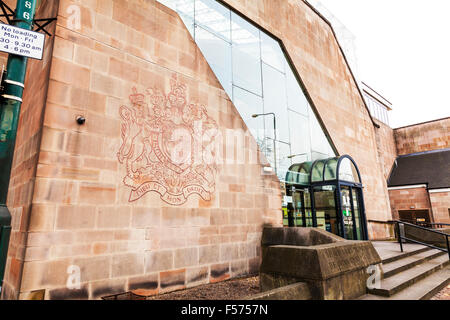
[[0, 24, 45, 60]]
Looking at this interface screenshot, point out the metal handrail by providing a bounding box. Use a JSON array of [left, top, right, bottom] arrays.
[[395, 220, 450, 261], [399, 218, 450, 230]]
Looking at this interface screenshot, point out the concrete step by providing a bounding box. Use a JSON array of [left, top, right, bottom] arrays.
[[382, 249, 447, 278], [381, 246, 431, 264], [368, 255, 450, 297], [360, 265, 450, 300]]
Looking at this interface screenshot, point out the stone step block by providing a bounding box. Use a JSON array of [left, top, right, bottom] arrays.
[[361, 266, 450, 300], [368, 255, 450, 297], [382, 249, 447, 278]]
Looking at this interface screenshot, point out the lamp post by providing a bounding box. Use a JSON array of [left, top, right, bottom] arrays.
[[287, 153, 309, 160], [0, 0, 37, 291], [252, 113, 277, 176]]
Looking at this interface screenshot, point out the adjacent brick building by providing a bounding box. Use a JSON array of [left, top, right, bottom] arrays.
[[385, 118, 450, 225], [0, 0, 446, 300]]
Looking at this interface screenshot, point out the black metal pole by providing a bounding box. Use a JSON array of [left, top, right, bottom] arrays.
[[446, 235, 450, 261], [336, 184, 345, 239], [349, 187, 358, 240], [310, 186, 317, 228], [358, 187, 369, 241], [301, 191, 307, 228], [397, 222, 403, 253]]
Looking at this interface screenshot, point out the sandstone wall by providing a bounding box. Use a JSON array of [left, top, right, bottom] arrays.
[[374, 119, 397, 180], [16, 0, 281, 300], [1, 0, 59, 300], [388, 187, 432, 221], [394, 117, 450, 156], [429, 191, 450, 224], [3, 0, 401, 299]]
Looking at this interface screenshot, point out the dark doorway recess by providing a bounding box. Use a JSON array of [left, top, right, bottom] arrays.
[[399, 210, 431, 225]]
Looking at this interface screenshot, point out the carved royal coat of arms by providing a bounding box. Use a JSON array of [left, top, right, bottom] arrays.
[[117, 75, 219, 206]]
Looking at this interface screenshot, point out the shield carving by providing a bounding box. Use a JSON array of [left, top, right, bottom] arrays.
[[158, 124, 193, 172]]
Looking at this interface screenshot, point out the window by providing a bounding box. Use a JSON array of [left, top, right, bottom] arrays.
[[231, 13, 262, 95], [195, 26, 233, 98]]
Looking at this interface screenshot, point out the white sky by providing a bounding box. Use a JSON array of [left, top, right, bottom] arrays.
[[316, 0, 450, 128]]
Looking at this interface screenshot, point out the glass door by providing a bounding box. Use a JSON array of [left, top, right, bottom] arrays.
[[352, 188, 364, 240], [313, 186, 339, 234], [341, 186, 364, 240], [341, 186, 354, 239], [292, 191, 306, 227]]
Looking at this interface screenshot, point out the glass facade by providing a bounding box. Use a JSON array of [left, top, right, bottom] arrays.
[[157, 0, 336, 181]]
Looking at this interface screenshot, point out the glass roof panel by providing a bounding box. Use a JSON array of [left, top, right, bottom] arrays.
[[285, 162, 311, 185], [195, 0, 231, 41], [339, 157, 361, 183], [324, 158, 338, 181], [311, 159, 326, 183]]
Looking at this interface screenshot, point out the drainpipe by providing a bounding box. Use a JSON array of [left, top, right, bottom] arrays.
[[0, 0, 37, 292]]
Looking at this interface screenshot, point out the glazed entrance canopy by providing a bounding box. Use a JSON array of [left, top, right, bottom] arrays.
[[286, 155, 362, 187]]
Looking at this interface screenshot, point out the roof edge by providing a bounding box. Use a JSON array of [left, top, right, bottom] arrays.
[[398, 148, 450, 159], [394, 116, 450, 130]]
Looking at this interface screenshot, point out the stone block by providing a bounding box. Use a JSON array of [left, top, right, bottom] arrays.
[[160, 269, 186, 292], [210, 263, 230, 283], [74, 255, 112, 282], [91, 279, 127, 300], [56, 206, 96, 230], [199, 245, 220, 265], [132, 207, 161, 228], [128, 273, 159, 292], [186, 266, 209, 288], [260, 228, 382, 300], [231, 259, 248, 278], [78, 183, 116, 205], [145, 250, 174, 273], [112, 253, 144, 277], [97, 206, 131, 229], [174, 247, 199, 269], [48, 284, 90, 300]]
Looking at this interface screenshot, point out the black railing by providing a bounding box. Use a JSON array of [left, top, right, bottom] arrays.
[[395, 220, 450, 261], [399, 218, 450, 230]]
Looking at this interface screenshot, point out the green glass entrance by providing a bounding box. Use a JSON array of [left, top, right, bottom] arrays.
[[285, 155, 369, 241]]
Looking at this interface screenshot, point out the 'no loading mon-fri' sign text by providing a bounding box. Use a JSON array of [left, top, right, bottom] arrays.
[[0, 24, 45, 60]]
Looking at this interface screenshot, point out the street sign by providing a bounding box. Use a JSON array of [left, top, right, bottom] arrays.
[[0, 24, 45, 60]]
